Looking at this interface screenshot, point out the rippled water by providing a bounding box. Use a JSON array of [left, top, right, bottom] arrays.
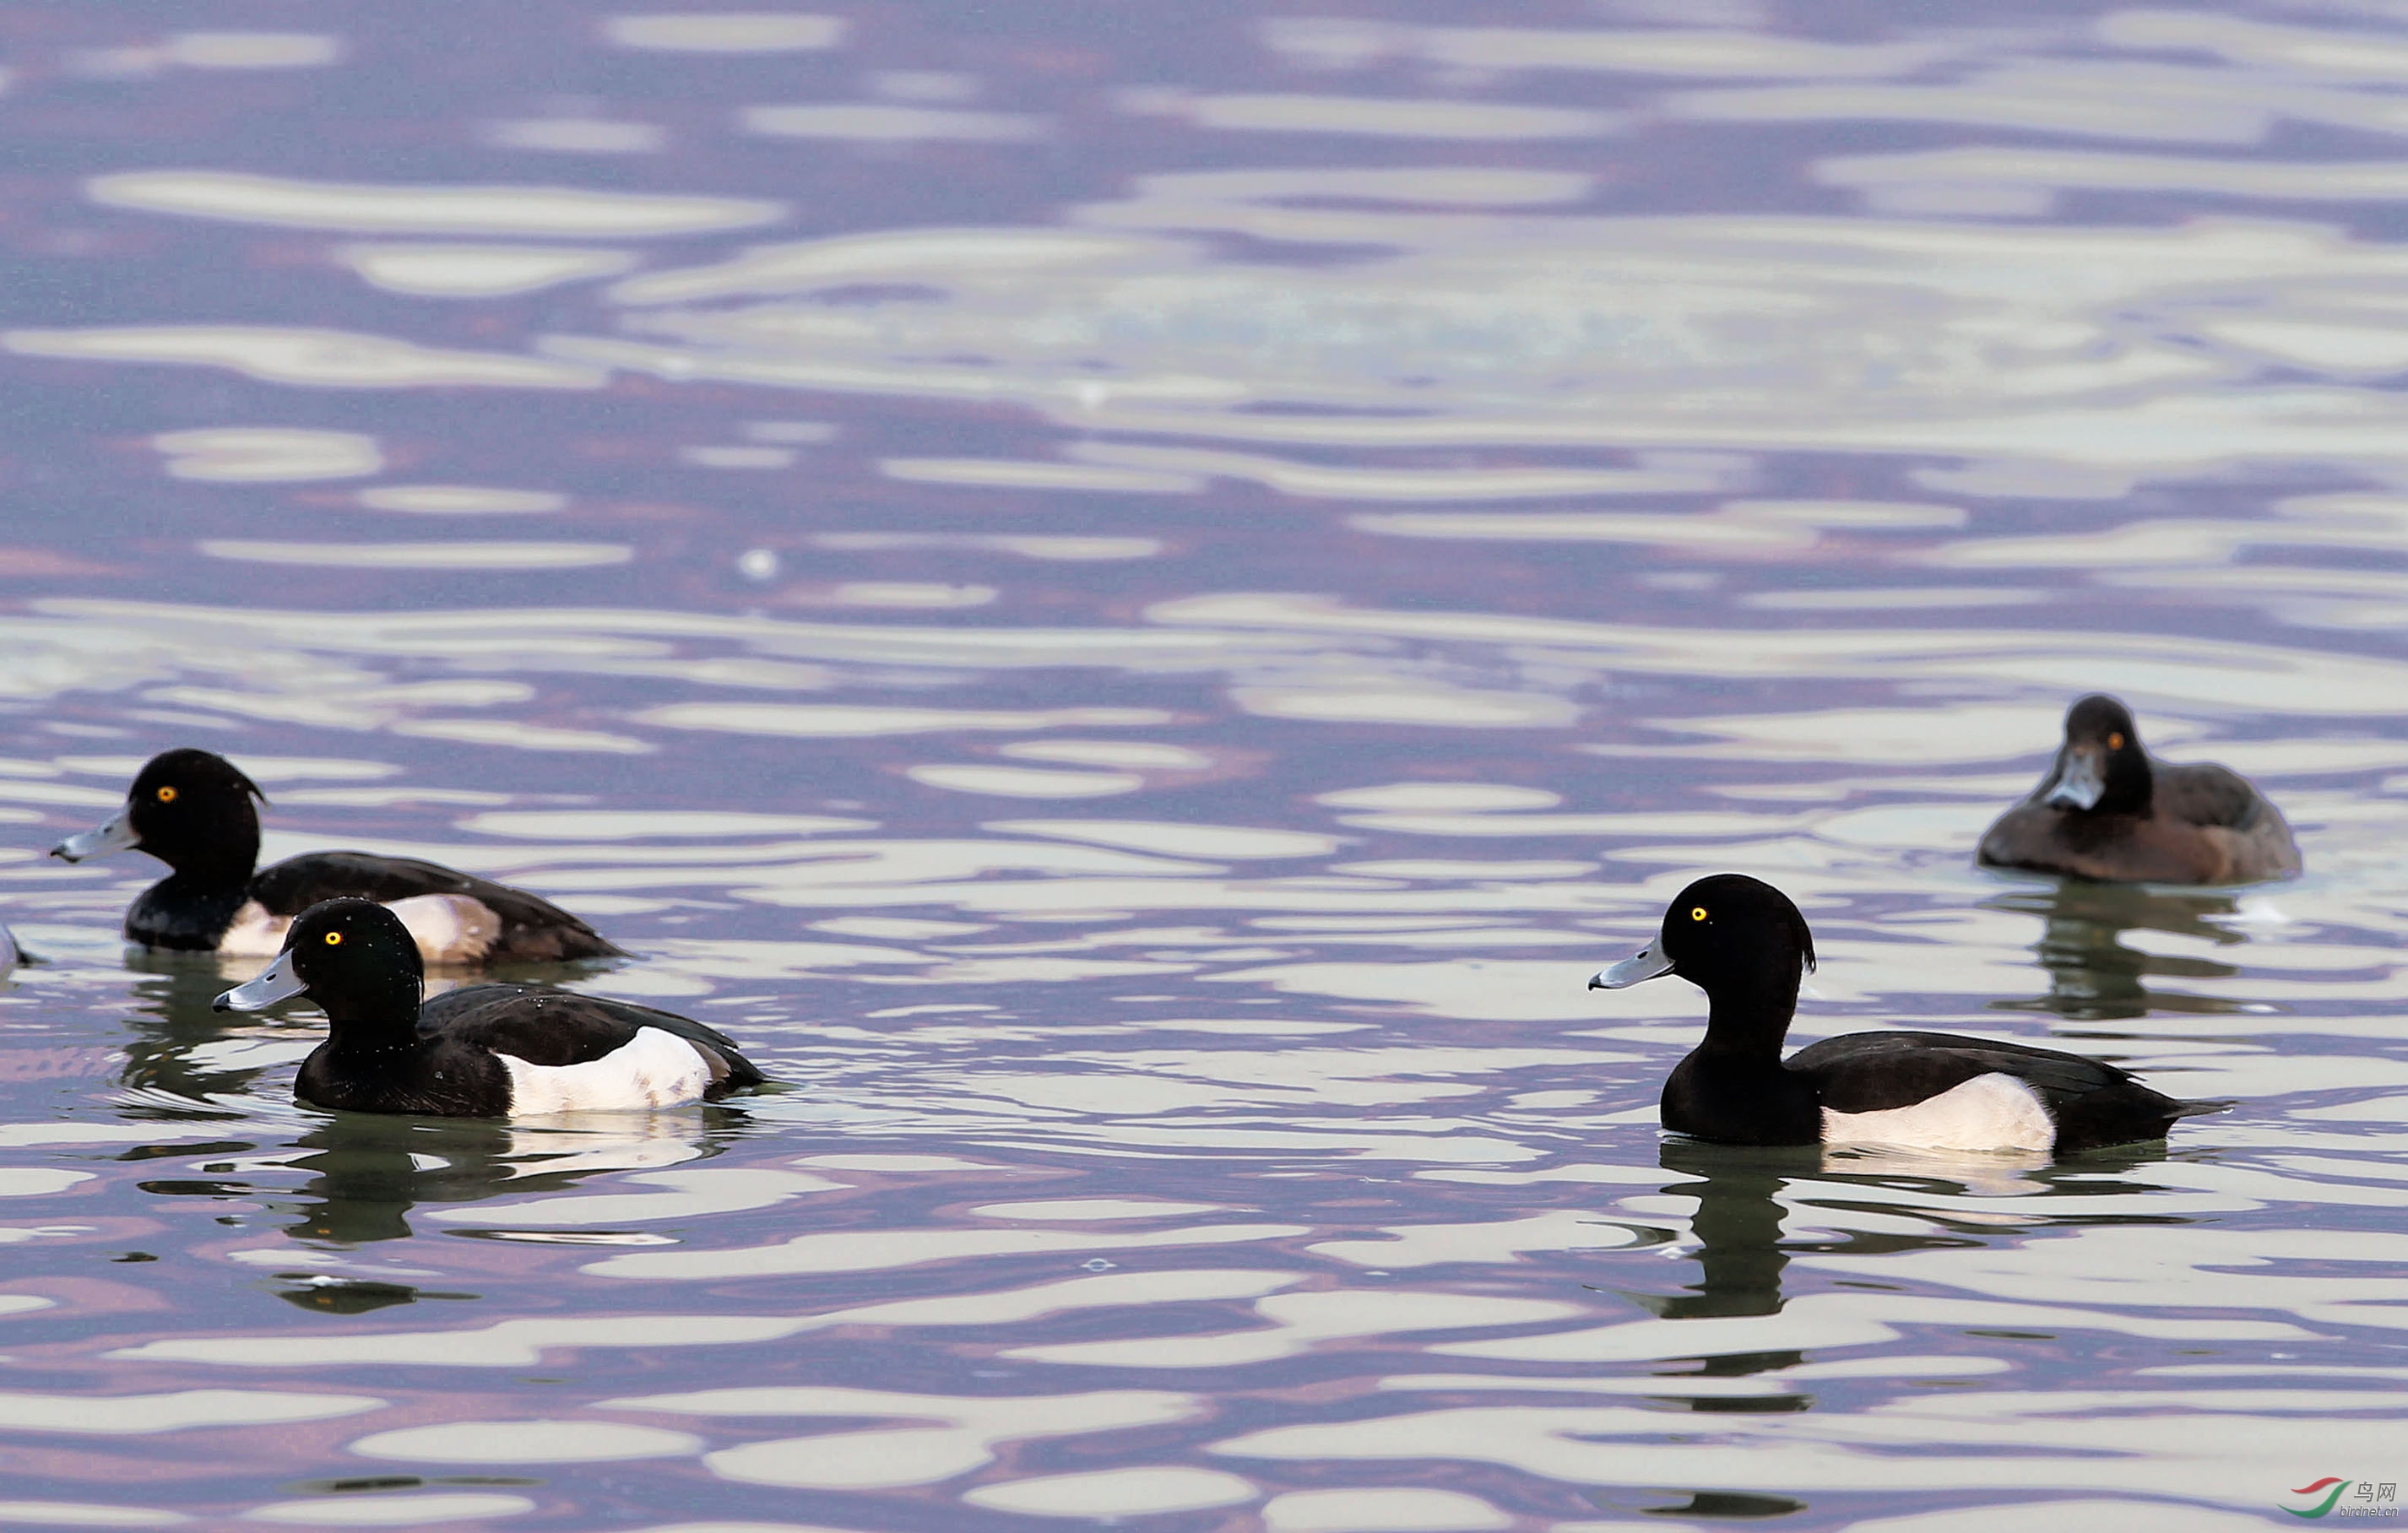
[[2, 3, 2406, 1528]]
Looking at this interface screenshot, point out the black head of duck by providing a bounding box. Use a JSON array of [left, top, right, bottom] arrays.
[[53, 748, 265, 884]]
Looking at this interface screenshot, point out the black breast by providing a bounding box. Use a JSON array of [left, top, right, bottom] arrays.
[[1662, 1052, 1822, 1146], [126, 879, 253, 951], [293, 1037, 515, 1117]]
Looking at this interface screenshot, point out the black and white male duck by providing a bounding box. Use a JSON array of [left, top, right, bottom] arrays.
[[1591, 875, 2225, 1154], [1978, 695, 2300, 886], [53, 749, 622, 964], [215, 899, 763, 1117]]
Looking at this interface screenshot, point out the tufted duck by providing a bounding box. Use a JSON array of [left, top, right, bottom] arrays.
[[54, 749, 623, 964], [1591, 874, 2225, 1154], [214, 899, 762, 1117]]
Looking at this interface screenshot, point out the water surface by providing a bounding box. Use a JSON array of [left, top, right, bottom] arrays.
[[1, 3, 2405, 1528]]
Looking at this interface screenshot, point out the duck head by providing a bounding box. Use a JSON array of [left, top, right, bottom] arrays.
[[2040, 695, 2151, 815], [215, 898, 423, 1036], [1591, 874, 1817, 1048], [52, 749, 265, 882]]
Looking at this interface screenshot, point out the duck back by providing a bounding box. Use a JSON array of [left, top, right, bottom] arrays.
[[420, 984, 764, 1094], [1787, 1030, 2221, 1152], [2150, 761, 2302, 881], [252, 853, 624, 962]]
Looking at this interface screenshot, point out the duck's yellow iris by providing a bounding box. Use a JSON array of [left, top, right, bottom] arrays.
[[155, 785, 177, 803], [324, 931, 343, 946], [1690, 907, 1707, 921]]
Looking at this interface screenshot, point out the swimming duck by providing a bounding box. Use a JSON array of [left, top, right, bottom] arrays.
[[1978, 695, 2300, 885], [214, 899, 763, 1116], [1590, 874, 2225, 1153], [52, 749, 623, 964]]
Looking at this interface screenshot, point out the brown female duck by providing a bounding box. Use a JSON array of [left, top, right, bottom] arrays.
[[1977, 695, 2300, 886]]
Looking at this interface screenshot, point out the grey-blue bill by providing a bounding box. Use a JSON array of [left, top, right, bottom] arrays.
[[51, 807, 138, 863], [214, 949, 306, 1013], [2044, 749, 2106, 810], [1590, 935, 1673, 990]]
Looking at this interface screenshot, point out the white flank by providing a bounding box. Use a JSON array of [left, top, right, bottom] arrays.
[[498, 1028, 712, 1114], [386, 894, 502, 965], [218, 900, 292, 957], [1822, 1072, 2055, 1153]]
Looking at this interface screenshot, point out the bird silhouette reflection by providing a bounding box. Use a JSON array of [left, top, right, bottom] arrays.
[[1985, 879, 2250, 1021], [279, 1111, 719, 1243], [1634, 1138, 2183, 1363]]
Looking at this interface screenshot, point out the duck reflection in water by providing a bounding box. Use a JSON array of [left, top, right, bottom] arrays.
[[1986, 879, 2253, 1021], [1614, 1139, 2178, 1524], [1643, 1140, 1803, 1328], [279, 1113, 717, 1245], [1634, 1138, 2176, 1346], [273, 1115, 726, 1313]]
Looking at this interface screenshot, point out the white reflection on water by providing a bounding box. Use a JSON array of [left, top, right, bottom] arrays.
[[247, 1491, 534, 1525], [629, 1387, 1196, 1490], [0, 1388, 381, 1433], [1076, 442, 1722, 503], [73, 32, 342, 79], [602, 14, 847, 53], [1004, 1288, 1580, 1368], [201, 540, 631, 571], [743, 104, 1048, 143], [963, 1465, 1257, 1517], [152, 428, 382, 484], [86, 170, 783, 236], [1261, 1486, 1510, 1532], [878, 455, 1204, 494], [334, 244, 637, 298], [907, 764, 1143, 799], [1120, 89, 1620, 140], [7, 326, 604, 389], [349, 1417, 700, 1463], [355, 485, 567, 515]]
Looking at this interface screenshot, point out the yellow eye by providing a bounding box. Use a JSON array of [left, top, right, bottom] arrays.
[[155, 785, 177, 803], [323, 931, 343, 946], [2107, 732, 2124, 750], [1690, 907, 1708, 922]]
